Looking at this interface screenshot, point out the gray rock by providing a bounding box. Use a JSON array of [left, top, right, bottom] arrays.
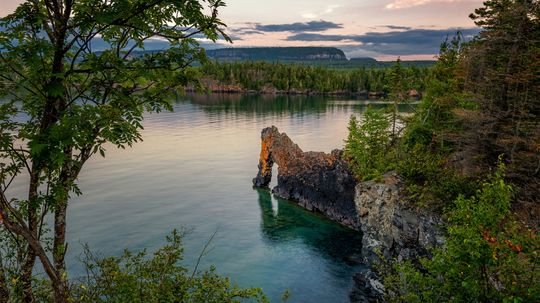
[[352, 172, 445, 301], [354, 172, 444, 263]]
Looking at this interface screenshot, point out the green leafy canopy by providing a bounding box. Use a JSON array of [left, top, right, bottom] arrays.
[[0, 1, 238, 302]]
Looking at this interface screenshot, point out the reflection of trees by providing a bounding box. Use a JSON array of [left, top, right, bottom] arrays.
[[180, 93, 329, 116], [175, 93, 414, 118], [256, 189, 363, 261]]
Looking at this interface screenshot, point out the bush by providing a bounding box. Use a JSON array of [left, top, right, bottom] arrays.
[[397, 144, 475, 208], [384, 163, 540, 302], [72, 230, 268, 303]]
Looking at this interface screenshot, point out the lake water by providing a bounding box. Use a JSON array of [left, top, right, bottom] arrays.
[[7, 94, 406, 302]]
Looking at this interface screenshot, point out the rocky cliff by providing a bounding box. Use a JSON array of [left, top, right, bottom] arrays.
[[351, 172, 445, 302], [252, 126, 360, 230], [252, 127, 445, 302], [207, 47, 347, 61], [355, 172, 445, 264]]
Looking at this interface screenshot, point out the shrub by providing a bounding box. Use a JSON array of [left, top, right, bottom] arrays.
[[344, 108, 394, 181], [384, 163, 540, 302], [397, 144, 475, 208], [72, 230, 268, 303]]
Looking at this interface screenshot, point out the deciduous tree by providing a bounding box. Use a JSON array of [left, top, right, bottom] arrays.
[[0, 0, 229, 302]]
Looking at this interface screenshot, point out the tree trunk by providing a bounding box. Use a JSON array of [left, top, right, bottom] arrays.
[[21, 249, 36, 302], [20, 168, 40, 303], [0, 252, 9, 303], [52, 162, 80, 303], [53, 197, 69, 303]]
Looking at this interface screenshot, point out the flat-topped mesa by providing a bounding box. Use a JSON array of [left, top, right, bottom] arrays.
[[253, 126, 360, 230]]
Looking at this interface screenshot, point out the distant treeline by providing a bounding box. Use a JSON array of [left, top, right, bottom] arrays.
[[278, 58, 437, 70], [199, 61, 430, 95]]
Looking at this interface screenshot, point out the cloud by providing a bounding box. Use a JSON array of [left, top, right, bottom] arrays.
[[236, 30, 264, 35], [301, 13, 319, 19], [301, 4, 340, 19], [285, 27, 481, 55], [384, 25, 412, 30], [254, 20, 343, 33], [324, 5, 340, 14], [385, 0, 462, 9]]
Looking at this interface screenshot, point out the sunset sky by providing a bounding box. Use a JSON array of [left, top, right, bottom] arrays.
[[0, 0, 484, 60]]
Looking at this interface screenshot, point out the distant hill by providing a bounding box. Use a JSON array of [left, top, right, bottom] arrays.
[[206, 47, 347, 61], [205, 47, 435, 69], [128, 47, 436, 69], [349, 57, 378, 63]]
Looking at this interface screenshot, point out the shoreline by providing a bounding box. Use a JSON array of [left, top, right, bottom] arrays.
[[183, 89, 424, 101]]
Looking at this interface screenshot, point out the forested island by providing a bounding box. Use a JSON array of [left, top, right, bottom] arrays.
[[0, 0, 538, 303], [194, 60, 427, 97]]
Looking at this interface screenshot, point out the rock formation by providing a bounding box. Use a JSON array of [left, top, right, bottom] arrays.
[[252, 127, 446, 302], [351, 172, 445, 302], [355, 172, 444, 263], [252, 126, 360, 230]]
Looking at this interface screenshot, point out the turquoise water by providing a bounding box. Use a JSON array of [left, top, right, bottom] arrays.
[[8, 94, 406, 302]]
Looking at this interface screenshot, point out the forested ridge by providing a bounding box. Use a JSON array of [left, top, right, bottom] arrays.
[[206, 46, 347, 61]]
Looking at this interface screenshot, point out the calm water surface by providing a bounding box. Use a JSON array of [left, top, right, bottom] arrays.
[[12, 94, 405, 302]]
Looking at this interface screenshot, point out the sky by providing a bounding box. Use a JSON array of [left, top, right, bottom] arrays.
[[0, 0, 484, 60]]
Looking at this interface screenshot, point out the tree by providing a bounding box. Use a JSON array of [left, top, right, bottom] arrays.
[[388, 57, 408, 142], [0, 0, 229, 302], [344, 108, 393, 181], [465, 0, 540, 203]]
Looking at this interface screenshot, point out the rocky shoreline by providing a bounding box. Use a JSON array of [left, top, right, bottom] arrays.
[[253, 127, 444, 302], [186, 86, 390, 98]]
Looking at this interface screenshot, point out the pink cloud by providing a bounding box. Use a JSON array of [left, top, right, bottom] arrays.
[[385, 0, 470, 10]]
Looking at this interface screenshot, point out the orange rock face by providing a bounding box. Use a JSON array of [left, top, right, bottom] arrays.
[[253, 126, 360, 230]]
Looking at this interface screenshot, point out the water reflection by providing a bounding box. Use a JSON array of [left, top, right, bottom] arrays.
[[179, 93, 414, 117], [256, 188, 363, 263]]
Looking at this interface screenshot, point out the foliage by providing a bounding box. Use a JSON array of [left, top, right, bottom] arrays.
[[387, 58, 410, 141], [0, 0, 232, 302], [402, 33, 467, 151], [396, 144, 469, 208], [344, 51, 474, 205], [384, 163, 540, 302], [73, 230, 268, 303], [465, 0, 540, 200], [347, 2, 539, 302], [344, 107, 394, 181], [200, 60, 429, 94], [393, 34, 477, 207]]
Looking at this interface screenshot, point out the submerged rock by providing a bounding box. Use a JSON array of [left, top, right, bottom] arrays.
[[252, 126, 360, 230]]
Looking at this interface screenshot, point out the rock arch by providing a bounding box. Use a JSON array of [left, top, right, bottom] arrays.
[[253, 126, 360, 230]]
